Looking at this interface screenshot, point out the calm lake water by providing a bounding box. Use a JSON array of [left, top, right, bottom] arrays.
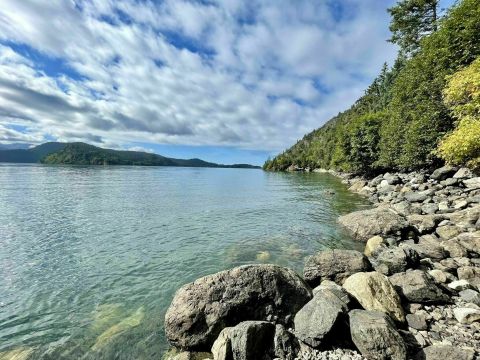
[[0, 164, 369, 359]]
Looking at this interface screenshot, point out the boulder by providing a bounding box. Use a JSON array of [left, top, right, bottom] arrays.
[[165, 265, 312, 350], [338, 206, 408, 242], [349, 180, 367, 193], [162, 350, 212, 360], [230, 321, 275, 360], [415, 345, 475, 360], [303, 249, 371, 286], [455, 231, 480, 255], [407, 214, 445, 234], [211, 328, 232, 360], [373, 247, 419, 276], [404, 191, 429, 203], [459, 289, 480, 306], [448, 279, 472, 291], [453, 168, 473, 179], [408, 235, 447, 261], [343, 272, 405, 323], [447, 207, 480, 229], [294, 289, 349, 348], [441, 239, 469, 258], [273, 324, 299, 360], [389, 270, 449, 304], [453, 308, 480, 324], [457, 266, 480, 289], [435, 225, 462, 240], [349, 310, 406, 360], [463, 177, 480, 189], [405, 314, 427, 331], [364, 236, 386, 257], [430, 166, 457, 181]]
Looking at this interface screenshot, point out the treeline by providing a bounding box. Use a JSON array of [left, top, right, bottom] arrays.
[[264, 0, 480, 175]]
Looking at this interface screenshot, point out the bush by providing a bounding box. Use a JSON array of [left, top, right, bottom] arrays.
[[438, 58, 480, 170]]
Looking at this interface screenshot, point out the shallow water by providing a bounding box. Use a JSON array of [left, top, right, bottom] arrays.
[[0, 165, 369, 359]]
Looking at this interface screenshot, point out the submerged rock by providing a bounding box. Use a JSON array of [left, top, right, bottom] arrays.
[[338, 206, 408, 242], [303, 249, 371, 286], [164, 264, 312, 350], [349, 310, 406, 360], [92, 306, 145, 351], [343, 272, 405, 323]]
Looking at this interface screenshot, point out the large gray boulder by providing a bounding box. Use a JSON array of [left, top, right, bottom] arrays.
[[165, 265, 312, 350], [373, 247, 419, 276], [430, 166, 457, 181], [415, 345, 475, 360], [349, 310, 407, 360], [273, 324, 299, 360], [338, 206, 408, 242], [389, 270, 450, 304], [407, 214, 446, 234], [293, 289, 349, 348], [211, 321, 275, 360], [303, 249, 371, 286], [343, 272, 405, 323]]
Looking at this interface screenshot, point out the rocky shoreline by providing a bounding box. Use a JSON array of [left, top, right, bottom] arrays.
[[163, 166, 480, 360]]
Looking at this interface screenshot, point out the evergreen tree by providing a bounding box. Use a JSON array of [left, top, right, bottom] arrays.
[[388, 0, 439, 56]]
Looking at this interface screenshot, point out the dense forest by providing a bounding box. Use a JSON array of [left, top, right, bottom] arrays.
[[264, 0, 480, 175], [39, 142, 260, 168]]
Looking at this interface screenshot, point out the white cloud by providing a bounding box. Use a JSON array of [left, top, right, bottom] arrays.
[[0, 0, 398, 152]]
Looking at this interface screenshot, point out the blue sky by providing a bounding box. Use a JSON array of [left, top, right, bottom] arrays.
[[0, 0, 456, 165]]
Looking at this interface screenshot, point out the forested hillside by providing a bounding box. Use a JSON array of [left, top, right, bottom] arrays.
[[264, 0, 480, 175]]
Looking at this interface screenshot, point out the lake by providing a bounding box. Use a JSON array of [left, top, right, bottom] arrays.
[[0, 164, 369, 359]]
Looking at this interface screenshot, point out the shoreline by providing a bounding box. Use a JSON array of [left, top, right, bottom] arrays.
[[163, 166, 480, 360]]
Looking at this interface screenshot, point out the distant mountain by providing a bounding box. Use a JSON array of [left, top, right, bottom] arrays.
[[0, 142, 67, 163], [0, 142, 260, 169]]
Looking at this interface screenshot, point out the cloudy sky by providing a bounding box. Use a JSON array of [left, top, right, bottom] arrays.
[[0, 0, 454, 165]]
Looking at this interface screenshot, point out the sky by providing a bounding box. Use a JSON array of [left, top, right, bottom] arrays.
[[0, 0, 456, 165]]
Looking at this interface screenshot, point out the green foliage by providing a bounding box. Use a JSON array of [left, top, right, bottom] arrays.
[[438, 58, 480, 169], [388, 0, 439, 56], [264, 0, 480, 174]]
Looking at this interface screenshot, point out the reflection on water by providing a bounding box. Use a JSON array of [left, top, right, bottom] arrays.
[[0, 165, 369, 359]]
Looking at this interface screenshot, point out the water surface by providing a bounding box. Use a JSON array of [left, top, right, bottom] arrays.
[[0, 165, 369, 359]]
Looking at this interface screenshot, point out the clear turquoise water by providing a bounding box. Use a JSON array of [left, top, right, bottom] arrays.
[[0, 164, 369, 359]]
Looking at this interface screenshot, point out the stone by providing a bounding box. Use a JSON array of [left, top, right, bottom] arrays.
[[349, 310, 407, 360], [406, 313, 428, 331], [416, 345, 475, 360], [343, 272, 405, 323], [404, 191, 429, 203], [463, 177, 480, 189], [407, 215, 445, 234], [430, 166, 457, 181], [428, 269, 448, 284], [457, 266, 480, 289], [389, 270, 449, 304], [384, 173, 402, 185], [422, 203, 438, 215], [442, 239, 469, 258], [459, 289, 480, 306], [211, 328, 233, 360], [162, 350, 213, 360], [273, 324, 299, 360], [454, 200, 468, 210], [408, 235, 446, 261], [313, 281, 353, 309], [448, 279, 472, 291], [164, 264, 312, 350], [294, 290, 349, 348], [303, 249, 371, 286], [453, 168, 473, 179], [338, 206, 408, 242], [364, 236, 386, 257], [349, 180, 367, 193], [373, 247, 419, 276], [453, 308, 480, 324], [229, 321, 275, 360], [455, 231, 480, 255], [435, 225, 462, 240]]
